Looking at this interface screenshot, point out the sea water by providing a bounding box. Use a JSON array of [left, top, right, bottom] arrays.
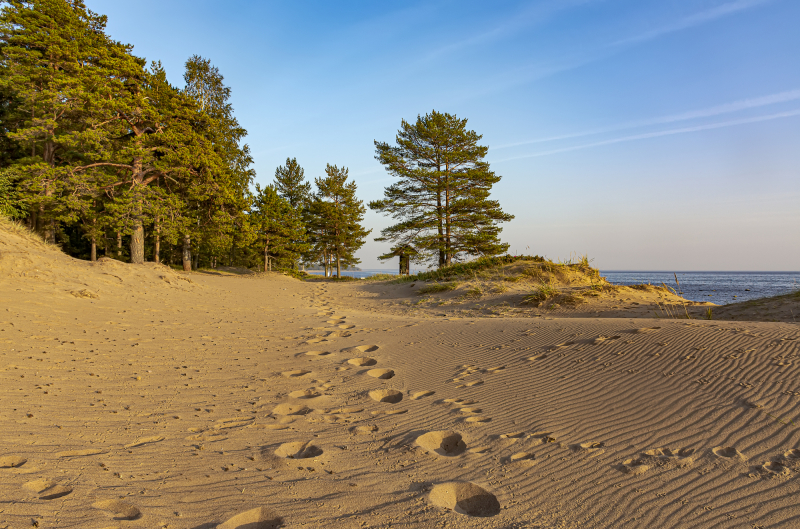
[[601, 271, 800, 304]]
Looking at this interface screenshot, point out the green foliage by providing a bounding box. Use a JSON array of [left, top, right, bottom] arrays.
[[371, 110, 514, 268], [417, 282, 458, 295], [274, 157, 311, 210], [0, 169, 24, 218], [250, 184, 308, 272], [392, 255, 545, 283], [307, 164, 370, 277]]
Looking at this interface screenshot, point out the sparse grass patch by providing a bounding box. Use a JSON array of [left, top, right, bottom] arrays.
[[277, 268, 309, 280], [503, 275, 523, 282], [464, 286, 483, 298], [523, 281, 560, 306], [0, 215, 55, 249], [492, 284, 509, 294], [418, 282, 459, 295], [365, 273, 398, 281]]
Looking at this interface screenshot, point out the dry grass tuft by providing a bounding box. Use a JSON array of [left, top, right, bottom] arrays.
[[0, 215, 56, 250]]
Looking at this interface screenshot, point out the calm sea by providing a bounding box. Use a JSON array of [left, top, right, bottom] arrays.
[[601, 271, 800, 304], [308, 269, 800, 305]]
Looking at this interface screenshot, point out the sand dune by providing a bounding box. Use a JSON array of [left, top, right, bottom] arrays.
[[1, 223, 799, 527]]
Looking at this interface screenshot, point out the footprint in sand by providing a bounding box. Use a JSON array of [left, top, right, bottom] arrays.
[[548, 341, 575, 351], [507, 452, 536, 464], [56, 448, 105, 458], [632, 326, 662, 334], [642, 447, 696, 466], [464, 416, 491, 423], [369, 389, 403, 403], [410, 390, 435, 400], [124, 436, 164, 449], [93, 499, 141, 520], [282, 369, 311, 378], [619, 458, 650, 475], [759, 461, 791, 477], [272, 403, 311, 415], [326, 320, 346, 325], [499, 431, 526, 440], [342, 344, 379, 354], [366, 368, 395, 379], [305, 351, 332, 357], [444, 398, 476, 404], [348, 357, 377, 367], [712, 446, 747, 461], [338, 324, 356, 329], [570, 442, 606, 455], [274, 441, 323, 459], [459, 407, 483, 414], [429, 482, 500, 517], [487, 366, 505, 373], [352, 424, 378, 434], [214, 417, 254, 430], [529, 432, 557, 444], [0, 455, 27, 468], [783, 449, 800, 460], [23, 479, 73, 500], [218, 507, 283, 529], [416, 431, 466, 456], [289, 389, 321, 399], [528, 354, 547, 361]]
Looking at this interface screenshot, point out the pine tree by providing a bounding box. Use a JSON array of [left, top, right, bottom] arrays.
[[312, 164, 370, 277], [182, 55, 254, 271], [0, 0, 137, 241], [274, 157, 311, 210], [251, 184, 307, 272], [371, 110, 513, 267]]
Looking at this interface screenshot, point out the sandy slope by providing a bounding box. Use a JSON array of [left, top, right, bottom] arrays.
[[2, 228, 800, 528]]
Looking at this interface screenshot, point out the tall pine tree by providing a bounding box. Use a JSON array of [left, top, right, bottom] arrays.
[[251, 184, 307, 272], [371, 110, 513, 267], [312, 164, 370, 277]]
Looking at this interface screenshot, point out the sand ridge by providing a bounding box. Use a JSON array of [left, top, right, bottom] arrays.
[[2, 227, 800, 527]]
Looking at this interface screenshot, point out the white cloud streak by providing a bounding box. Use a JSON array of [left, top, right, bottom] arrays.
[[493, 108, 800, 162], [495, 89, 800, 149], [611, 0, 775, 47]]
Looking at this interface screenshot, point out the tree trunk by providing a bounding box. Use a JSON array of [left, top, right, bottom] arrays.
[[41, 141, 55, 243], [323, 249, 328, 277], [117, 232, 122, 259], [90, 237, 96, 261], [336, 251, 341, 278], [129, 155, 145, 264], [193, 251, 199, 271], [264, 241, 269, 273], [153, 217, 160, 263], [182, 234, 192, 271]]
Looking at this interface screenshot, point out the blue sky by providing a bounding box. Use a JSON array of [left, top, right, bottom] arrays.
[[91, 0, 800, 271]]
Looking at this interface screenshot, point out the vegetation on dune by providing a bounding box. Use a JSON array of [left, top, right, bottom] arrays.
[[417, 282, 459, 295]]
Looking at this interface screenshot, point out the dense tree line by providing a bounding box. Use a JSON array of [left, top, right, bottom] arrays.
[[0, 0, 368, 274]]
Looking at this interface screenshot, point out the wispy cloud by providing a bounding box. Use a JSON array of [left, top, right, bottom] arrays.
[[493, 108, 800, 162], [446, 0, 776, 105], [421, 0, 597, 62], [611, 0, 774, 47], [494, 89, 800, 149]]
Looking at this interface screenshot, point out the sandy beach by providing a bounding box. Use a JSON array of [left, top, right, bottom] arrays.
[[2, 225, 800, 529]]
